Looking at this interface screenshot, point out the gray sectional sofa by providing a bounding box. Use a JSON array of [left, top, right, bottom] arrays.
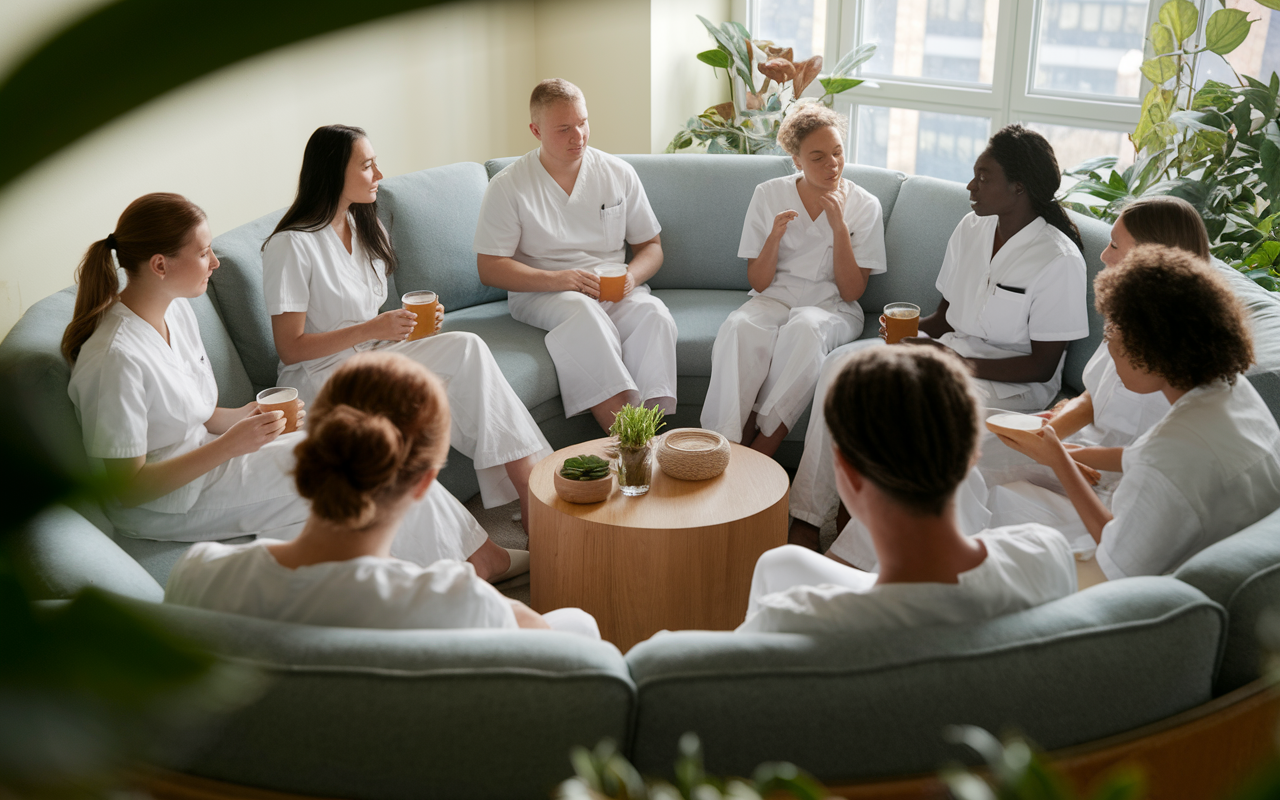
[[5, 154, 1280, 799]]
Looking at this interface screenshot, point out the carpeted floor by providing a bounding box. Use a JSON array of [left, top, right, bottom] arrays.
[[464, 486, 842, 605]]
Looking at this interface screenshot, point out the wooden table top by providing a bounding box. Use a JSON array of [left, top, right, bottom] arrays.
[[529, 435, 790, 531]]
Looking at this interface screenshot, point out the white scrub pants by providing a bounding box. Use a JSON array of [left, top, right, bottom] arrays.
[[746, 545, 877, 619], [789, 339, 1056, 529], [542, 608, 602, 639], [107, 433, 489, 567], [288, 331, 551, 509], [508, 285, 678, 418], [701, 296, 860, 441]]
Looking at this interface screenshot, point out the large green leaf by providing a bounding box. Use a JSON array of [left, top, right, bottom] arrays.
[[0, 0, 456, 192], [1158, 0, 1199, 45], [1256, 0, 1280, 10], [830, 42, 877, 77], [1205, 8, 1252, 55], [1148, 22, 1177, 56], [1064, 155, 1118, 177], [1193, 80, 1239, 111], [819, 77, 864, 95], [697, 48, 732, 69], [1140, 56, 1178, 84]]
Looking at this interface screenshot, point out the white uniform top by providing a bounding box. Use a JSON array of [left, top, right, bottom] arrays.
[[1076, 340, 1171, 447], [473, 147, 662, 272], [738, 175, 887, 316], [262, 221, 388, 395], [68, 299, 218, 514], [935, 214, 1089, 400], [738, 525, 1075, 634], [1097, 378, 1280, 579], [165, 539, 518, 630]]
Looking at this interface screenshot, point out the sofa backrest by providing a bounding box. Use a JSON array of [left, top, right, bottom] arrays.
[[126, 597, 636, 800], [624, 577, 1223, 784], [1176, 506, 1280, 694]]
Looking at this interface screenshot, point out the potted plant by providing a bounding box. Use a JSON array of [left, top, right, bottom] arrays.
[[609, 404, 666, 497], [554, 454, 613, 504]]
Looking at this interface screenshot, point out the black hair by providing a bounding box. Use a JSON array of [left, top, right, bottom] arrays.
[[987, 124, 1083, 253]]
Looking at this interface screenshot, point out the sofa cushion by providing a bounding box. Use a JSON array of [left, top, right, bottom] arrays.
[[440, 300, 561, 409], [1175, 506, 1280, 694], [653, 289, 754, 378], [625, 577, 1222, 783], [126, 598, 636, 800], [11, 505, 163, 602], [210, 210, 287, 391], [378, 162, 504, 313]]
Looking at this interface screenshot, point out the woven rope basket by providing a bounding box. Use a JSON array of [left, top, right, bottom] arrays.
[[657, 428, 731, 481]]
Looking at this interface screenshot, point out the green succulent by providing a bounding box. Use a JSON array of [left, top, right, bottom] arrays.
[[560, 455, 611, 481]]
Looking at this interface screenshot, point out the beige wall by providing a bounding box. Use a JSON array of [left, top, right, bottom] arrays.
[[0, 0, 729, 337]]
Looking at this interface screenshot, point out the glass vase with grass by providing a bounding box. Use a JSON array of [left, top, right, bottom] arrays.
[[609, 404, 666, 497]]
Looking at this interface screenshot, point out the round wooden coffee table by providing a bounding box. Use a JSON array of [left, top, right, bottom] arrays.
[[528, 437, 789, 651]]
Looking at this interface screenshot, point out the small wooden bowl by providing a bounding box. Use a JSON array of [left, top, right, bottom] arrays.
[[985, 412, 1047, 438], [554, 470, 613, 504], [658, 428, 731, 481]]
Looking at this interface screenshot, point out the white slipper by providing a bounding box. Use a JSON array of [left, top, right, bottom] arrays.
[[493, 548, 530, 583]]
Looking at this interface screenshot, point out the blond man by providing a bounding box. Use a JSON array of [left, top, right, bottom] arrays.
[[474, 79, 677, 431]]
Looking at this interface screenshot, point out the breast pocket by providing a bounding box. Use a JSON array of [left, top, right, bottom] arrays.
[[600, 202, 626, 247], [980, 287, 1031, 347]]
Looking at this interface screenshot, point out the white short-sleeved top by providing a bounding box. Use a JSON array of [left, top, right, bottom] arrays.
[[737, 175, 887, 314], [1097, 379, 1280, 579], [67, 299, 217, 514], [1075, 340, 1171, 447], [737, 524, 1076, 634], [165, 539, 519, 630], [935, 213, 1089, 399], [262, 221, 388, 380], [473, 147, 662, 272]]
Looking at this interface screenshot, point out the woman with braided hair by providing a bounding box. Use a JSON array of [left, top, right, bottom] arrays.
[[166, 351, 599, 636], [788, 125, 1089, 554], [738, 345, 1075, 634]]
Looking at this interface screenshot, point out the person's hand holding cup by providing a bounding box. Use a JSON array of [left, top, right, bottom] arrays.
[[402, 291, 438, 340], [882, 302, 920, 344], [594, 265, 627, 303]]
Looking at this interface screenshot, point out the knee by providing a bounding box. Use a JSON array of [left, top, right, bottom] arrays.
[[779, 310, 828, 344]]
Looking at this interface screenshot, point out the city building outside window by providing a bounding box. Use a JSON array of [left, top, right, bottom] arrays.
[[750, 0, 1280, 182]]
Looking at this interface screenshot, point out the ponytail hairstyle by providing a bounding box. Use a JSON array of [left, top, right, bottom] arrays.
[[1116, 195, 1210, 261], [264, 124, 396, 276], [293, 352, 449, 529], [824, 346, 980, 516], [61, 193, 207, 363], [986, 124, 1084, 254]]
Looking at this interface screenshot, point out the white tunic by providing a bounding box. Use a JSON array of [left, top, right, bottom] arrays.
[[1096, 378, 1280, 579], [737, 525, 1076, 634], [473, 147, 677, 416], [935, 213, 1089, 408], [263, 223, 551, 507], [165, 539, 518, 629], [701, 176, 887, 440], [67, 299, 487, 564]]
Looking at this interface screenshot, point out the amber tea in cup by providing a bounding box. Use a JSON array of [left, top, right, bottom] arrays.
[[884, 302, 921, 344], [257, 387, 300, 433], [594, 265, 627, 303], [402, 290, 438, 340]]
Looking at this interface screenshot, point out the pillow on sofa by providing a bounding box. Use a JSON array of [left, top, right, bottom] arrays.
[[210, 210, 287, 391], [1176, 506, 1280, 694], [625, 577, 1223, 784]]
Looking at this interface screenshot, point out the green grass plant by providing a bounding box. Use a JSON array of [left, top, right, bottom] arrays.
[[609, 404, 666, 449]]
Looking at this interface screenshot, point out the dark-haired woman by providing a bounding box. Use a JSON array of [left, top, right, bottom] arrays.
[[789, 125, 1089, 551], [64, 194, 496, 573], [994, 246, 1280, 579], [166, 352, 599, 637], [263, 125, 550, 576], [737, 346, 1075, 634]]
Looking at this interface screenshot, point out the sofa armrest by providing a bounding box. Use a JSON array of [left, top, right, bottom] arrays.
[[10, 505, 163, 602]]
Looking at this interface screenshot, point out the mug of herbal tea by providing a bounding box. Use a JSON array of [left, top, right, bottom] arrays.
[[593, 265, 627, 303], [883, 302, 921, 344], [402, 290, 438, 340], [256, 387, 300, 433]]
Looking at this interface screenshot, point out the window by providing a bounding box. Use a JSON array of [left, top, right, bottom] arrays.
[[749, 0, 1237, 180]]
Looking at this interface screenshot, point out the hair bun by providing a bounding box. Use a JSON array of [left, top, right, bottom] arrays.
[[294, 404, 407, 526]]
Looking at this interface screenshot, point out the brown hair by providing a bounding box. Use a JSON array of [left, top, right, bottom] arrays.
[[294, 352, 450, 529], [61, 193, 206, 363], [1116, 196, 1210, 261], [1095, 245, 1253, 390], [824, 346, 980, 516], [530, 78, 584, 121], [778, 104, 847, 158]]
